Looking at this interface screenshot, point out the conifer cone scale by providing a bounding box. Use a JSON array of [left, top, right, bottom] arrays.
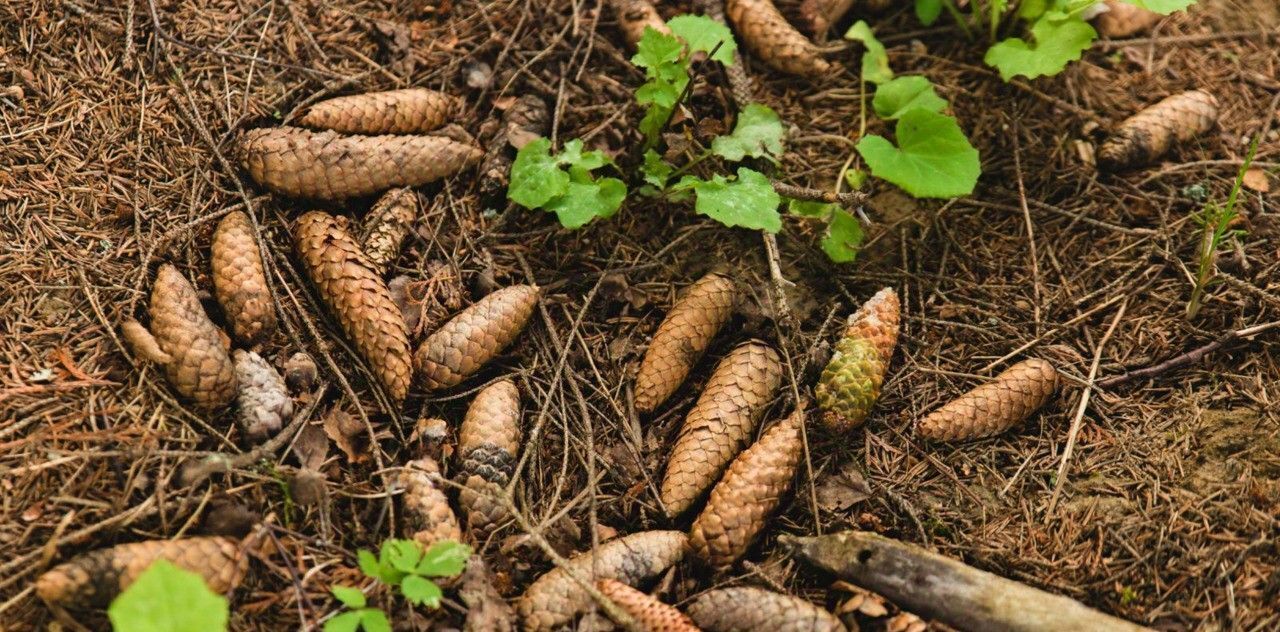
[[814, 288, 900, 433], [686, 587, 846, 632], [297, 88, 460, 135], [414, 285, 540, 391], [211, 210, 277, 346], [457, 380, 522, 538], [147, 264, 238, 411], [1097, 90, 1219, 170], [634, 271, 737, 414], [726, 0, 831, 77], [916, 358, 1059, 441]]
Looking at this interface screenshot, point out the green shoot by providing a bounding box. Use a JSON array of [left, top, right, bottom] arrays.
[[325, 539, 471, 632], [1186, 138, 1256, 319]]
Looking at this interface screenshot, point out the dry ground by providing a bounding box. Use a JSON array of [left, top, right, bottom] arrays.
[[1, 0, 1278, 630]]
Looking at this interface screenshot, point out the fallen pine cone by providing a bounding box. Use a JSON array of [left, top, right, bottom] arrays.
[[916, 358, 1059, 442], [399, 457, 463, 548], [634, 270, 737, 415], [296, 88, 460, 135], [1097, 90, 1219, 171], [358, 187, 419, 276], [35, 536, 248, 610], [460, 555, 518, 632], [239, 127, 483, 200], [211, 211, 276, 346], [596, 578, 701, 632], [518, 530, 689, 632], [1093, 0, 1161, 38], [689, 407, 804, 570], [798, 0, 891, 38], [814, 288, 900, 433], [293, 211, 412, 402], [660, 340, 783, 518], [607, 0, 671, 49], [457, 379, 522, 539], [726, 0, 831, 77], [686, 587, 846, 632], [414, 285, 540, 391], [479, 95, 550, 208], [232, 349, 293, 440]]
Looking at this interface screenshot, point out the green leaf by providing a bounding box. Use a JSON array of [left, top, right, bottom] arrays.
[[1018, 0, 1049, 19], [323, 611, 365, 632], [641, 150, 672, 189], [821, 209, 864, 263], [639, 104, 673, 145], [636, 77, 683, 109], [680, 168, 782, 232], [872, 76, 948, 119], [107, 560, 229, 632], [711, 103, 785, 163], [400, 576, 444, 608], [1121, 0, 1195, 14], [844, 168, 869, 190], [558, 139, 610, 171], [416, 540, 473, 577], [984, 14, 1096, 81], [632, 28, 684, 70], [667, 15, 737, 65], [356, 550, 382, 581], [915, 0, 943, 25], [360, 609, 392, 632], [509, 138, 570, 208], [856, 109, 980, 198], [544, 172, 628, 229], [844, 21, 894, 84], [787, 199, 837, 219], [385, 540, 423, 574], [331, 586, 367, 609]]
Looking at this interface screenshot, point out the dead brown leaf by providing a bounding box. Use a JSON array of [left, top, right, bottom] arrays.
[[292, 422, 329, 470], [816, 462, 872, 513], [323, 408, 368, 463], [1243, 168, 1271, 193]]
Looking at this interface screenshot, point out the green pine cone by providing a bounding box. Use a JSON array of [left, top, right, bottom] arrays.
[[815, 335, 886, 432]]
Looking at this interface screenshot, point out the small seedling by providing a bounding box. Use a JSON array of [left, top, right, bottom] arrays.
[[324, 539, 471, 632], [1186, 137, 1255, 319]]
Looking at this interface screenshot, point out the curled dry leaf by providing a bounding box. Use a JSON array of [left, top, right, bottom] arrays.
[[1097, 90, 1219, 171], [36, 536, 248, 610], [294, 211, 412, 401], [358, 187, 419, 277], [232, 349, 293, 440], [1242, 168, 1270, 193], [296, 88, 460, 135], [686, 587, 846, 632], [292, 422, 330, 470], [414, 285, 540, 391], [608, 0, 671, 49], [211, 210, 276, 346], [634, 270, 737, 414], [518, 530, 689, 632], [120, 318, 170, 364], [596, 578, 701, 632], [460, 555, 518, 632], [239, 127, 483, 200], [1093, 0, 1161, 38], [457, 379, 522, 539], [814, 288, 900, 433], [660, 340, 783, 518], [323, 408, 368, 463], [479, 95, 550, 207], [146, 264, 238, 411], [916, 358, 1059, 441], [814, 462, 871, 514], [726, 0, 831, 77], [284, 351, 318, 395], [399, 457, 464, 548]]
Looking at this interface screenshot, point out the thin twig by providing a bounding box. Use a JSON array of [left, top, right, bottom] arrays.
[[1096, 321, 1280, 389]]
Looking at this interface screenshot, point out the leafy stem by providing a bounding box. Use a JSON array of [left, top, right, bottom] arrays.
[[1186, 137, 1256, 319]]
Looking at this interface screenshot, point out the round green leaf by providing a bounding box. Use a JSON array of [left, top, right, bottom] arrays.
[[984, 15, 1096, 81], [400, 575, 444, 608], [855, 109, 980, 198], [330, 586, 367, 609], [509, 138, 569, 208], [667, 15, 737, 65], [323, 611, 365, 632], [821, 209, 865, 263], [107, 560, 229, 632], [711, 103, 785, 162], [872, 76, 948, 120]]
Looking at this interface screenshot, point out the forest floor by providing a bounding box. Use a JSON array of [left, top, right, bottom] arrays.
[[1, 0, 1278, 629]]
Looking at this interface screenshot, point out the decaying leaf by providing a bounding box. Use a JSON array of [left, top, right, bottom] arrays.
[[596, 578, 700, 631], [323, 408, 368, 463], [814, 462, 871, 513], [1097, 90, 1219, 171], [1093, 0, 1161, 38], [814, 288, 900, 433], [726, 0, 831, 77], [232, 349, 293, 440], [358, 188, 419, 276], [833, 581, 889, 618], [634, 270, 737, 414], [460, 555, 518, 632], [1242, 168, 1270, 193], [916, 358, 1059, 441], [414, 285, 540, 391], [146, 264, 238, 411], [292, 422, 330, 470], [457, 379, 522, 539], [686, 587, 845, 632], [297, 88, 460, 135], [608, 0, 671, 49], [399, 457, 464, 548], [211, 210, 276, 346]]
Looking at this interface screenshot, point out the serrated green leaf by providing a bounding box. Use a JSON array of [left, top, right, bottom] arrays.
[[821, 209, 864, 263], [385, 540, 423, 574], [1121, 0, 1195, 14], [639, 104, 672, 145], [984, 14, 1096, 81], [545, 173, 627, 229], [641, 149, 672, 189], [872, 76, 948, 119], [844, 21, 894, 84], [684, 168, 781, 232], [636, 78, 682, 109], [400, 576, 444, 608], [107, 561, 229, 632], [632, 28, 684, 70], [323, 611, 365, 632], [558, 139, 610, 170], [856, 109, 980, 198], [711, 103, 785, 162], [416, 540, 473, 578], [331, 586, 367, 609], [667, 15, 737, 65], [787, 199, 837, 219], [915, 0, 943, 25], [360, 609, 392, 632], [357, 550, 382, 582], [509, 138, 570, 208]]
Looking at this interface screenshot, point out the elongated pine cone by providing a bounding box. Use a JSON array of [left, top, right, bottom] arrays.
[[596, 579, 701, 632], [211, 211, 276, 346], [660, 340, 783, 518], [686, 587, 846, 632], [1093, 0, 1161, 38], [233, 349, 293, 440], [726, 0, 831, 77], [293, 211, 412, 401], [608, 0, 671, 49], [689, 407, 804, 570], [634, 271, 737, 414], [36, 536, 248, 610], [415, 285, 540, 391], [1097, 90, 1218, 171], [297, 88, 460, 135], [479, 95, 550, 207], [917, 358, 1059, 441], [358, 187, 419, 276], [147, 264, 238, 411], [518, 531, 689, 632], [239, 127, 483, 200], [457, 379, 522, 539], [399, 457, 463, 548], [814, 288, 900, 433]]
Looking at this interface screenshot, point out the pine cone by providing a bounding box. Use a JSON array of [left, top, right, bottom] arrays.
[[210, 210, 276, 346], [414, 285, 539, 391], [232, 349, 293, 440], [797, 0, 890, 37], [146, 264, 238, 411], [457, 380, 522, 539], [916, 358, 1059, 441], [296, 88, 460, 135], [814, 288, 900, 433], [1098, 90, 1218, 171], [607, 0, 671, 49], [358, 188, 419, 277], [399, 457, 463, 548], [686, 587, 845, 632], [596, 578, 700, 632], [726, 0, 831, 77], [634, 271, 737, 414]]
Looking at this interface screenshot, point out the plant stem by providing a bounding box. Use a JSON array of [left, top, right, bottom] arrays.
[[941, 0, 974, 40], [670, 148, 713, 179]]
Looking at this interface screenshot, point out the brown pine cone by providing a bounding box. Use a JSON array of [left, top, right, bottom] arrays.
[[634, 271, 737, 415], [146, 264, 238, 411], [660, 340, 783, 518], [232, 350, 293, 441], [399, 457, 463, 548], [726, 0, 831, 77], [239, 127, 483, 200], [1093, 0, 1162, 38], [210, 210, 276, 346], [1097, 90, 1218, 171], [457, 380, 522, 539], [358, 188, 419, 277], [36, 536, 248, 610], [814, 288, 900, 433], [518, 531, 689, 632], [296, 88, 460, 135], [796, 0, 890, 37], [293, 211, 412, 401], [686, 587, 845, 632], [689, 407, 804, 570], [596, 578, 701, 632], [479, 95, 550, 208], [607, 0, 671, 49], [916, 358, 1059, 442], [414, 285, 540, 391]]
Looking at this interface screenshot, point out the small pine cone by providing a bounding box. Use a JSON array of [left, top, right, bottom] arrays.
[[358, 188, 419, 277], [814, 288, 900, 433], [399, 457, 463, 548], [726, 0, 831, 77], [596, 579, 700, 632], [239, 127, 483, 200], [634, 271, 737, 414], [686, 587, 845, 632], [479, 96, 550, 208], [607, 0, 671, 49], [284, 351, 318, 394], [414, 285, 540, 391], [916, 358, 1059, 442], [660, 340, 783, 518], [148, 264, 238, 411], [457, 380, 522, 539], [1093, 0, 1161, 38], [1097, 90, 1219, 171], [689, 408, 804, 570], [36, 536, 248, 610], [296, 88, 460, 135], [211, 210, 277, 346], [232, 349, 294, 440], [294, 212, 412, 401], [518, 531, 689, 632]]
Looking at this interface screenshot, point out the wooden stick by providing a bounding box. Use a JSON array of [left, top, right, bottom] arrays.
[[781, 532, 1152, 632]]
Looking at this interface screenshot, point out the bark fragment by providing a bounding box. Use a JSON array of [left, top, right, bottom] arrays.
[[398, 457, 464, 548], [686, 587, 845, 632], [814, 288, 900, 433], [414, 285, 540, 391], [211, 210, 276, 346], [146, 264, 238, 411], [297, 88, 460, 135], [232, 349, 293, 440], [634, 271, 737, 414], [457, 379, 522, 539], [358, 187, 419, 277], [1097, 90, 1219, 171], [596, 578, 701, 632], [726, 0, 831, 77], [916, 358, 1059, 442]]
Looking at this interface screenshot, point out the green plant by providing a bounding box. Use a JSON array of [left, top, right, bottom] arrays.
[[1186, 138, 1255, 319], [108, 561, 229, 632], [325, 539, 471, 632]]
